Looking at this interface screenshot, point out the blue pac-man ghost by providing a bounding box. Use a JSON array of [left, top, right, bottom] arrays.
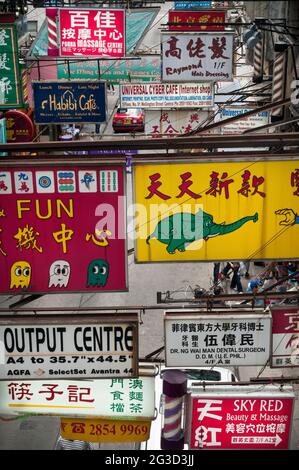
[[86, 259, 109, 288]]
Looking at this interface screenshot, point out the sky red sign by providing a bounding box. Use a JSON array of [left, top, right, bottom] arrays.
[[189, 394, 294, 449], [59, 8, 125, 57], [0, 164, 127, 293], [168, 10, 226, 31]]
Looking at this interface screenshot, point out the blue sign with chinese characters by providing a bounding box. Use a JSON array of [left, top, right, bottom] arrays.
[[32, 80, 107, 124], [174, 1, 212, 10]]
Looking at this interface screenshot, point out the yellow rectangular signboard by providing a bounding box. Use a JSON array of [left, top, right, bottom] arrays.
[[61, 418, 151, 442], [134, 161, 299, 261]]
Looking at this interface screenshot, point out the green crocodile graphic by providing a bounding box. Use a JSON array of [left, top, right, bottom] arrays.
[[146, 209, 259, 254]]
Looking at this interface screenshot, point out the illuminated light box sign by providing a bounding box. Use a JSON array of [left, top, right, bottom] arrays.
[[0, 163, 127, 293], [134, 160, 299, 261], [61, 417, 151, 442], [120, 82, 214, 108], [0, 375, 155, 418], [32, 80, 106, 124], [168, 10, 225, 31], [59, 8, 125, 58], [188, 386, 294, 449], [0, 314, 138, 379], [161, 32, 233, 82], [164, 310, 271, 367], [271, 306, 299, 368]]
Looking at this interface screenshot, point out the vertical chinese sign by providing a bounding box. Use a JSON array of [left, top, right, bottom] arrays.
[[271, 306, 299, 367], [188, 387, 294, 449], [0, 163, 127, 293], [0, 24, 23, 109], [134, 160, 299, 261], [59, 9, 125, 57]]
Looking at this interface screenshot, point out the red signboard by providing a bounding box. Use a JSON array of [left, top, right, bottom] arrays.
[[59, 8, 125, 57], [0, 164, 127, 293], [271, 306, 299, 368], [189, 394, 294, 449], [5, 110, 35, 143], [168, 10, 225, 31]]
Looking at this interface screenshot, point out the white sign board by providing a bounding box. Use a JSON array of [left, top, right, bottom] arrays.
[[271, 306, 299, 368], [221, 107, 269, 134], [0, 315, 138, 379], [164, 311, 271, 367], [161, 32, 233, 82], [145, 109, 209, 136], [120, 83, 214, 108], [0, 376, 155, 418]]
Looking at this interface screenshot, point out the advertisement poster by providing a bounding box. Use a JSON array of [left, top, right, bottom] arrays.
[[161, 32, 233, 82], [0, 314, 138, 379], [189, 387, 294, 449], [59, 8, 125, 57], [271, 306, 299, 367], [134, 160, 299, 261], [32, 81, 106, 124], [0, 163, 127, 293]]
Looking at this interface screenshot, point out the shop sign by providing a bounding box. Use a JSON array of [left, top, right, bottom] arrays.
[[0, 376, 155, 418], [220, 107, 269, 134], [61, 417, 151, 442], [59, 8, 125, 58], [32, 80, 106, 124], [271, 306, 299, 368], [161, 32, 233, 82], [0, 163, 127, 293], [134, 160, 299, 261], [5, 110, 35, 143], [120, 82, 214, 108], [0, 116, 6, 156], [0, 314, 138, 379], [164, 310, 271, 367], [174, 1, 212, 9], [168, 10, 225, 31], [145, 109, 209, 136], [188, 386, 294, 449], [0, 24, 22, 109]]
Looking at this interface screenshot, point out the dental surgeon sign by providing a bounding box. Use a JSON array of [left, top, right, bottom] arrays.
[[0, 162, 127, 293], [32, 81, 106, 124], [0, 314, 138, 379]]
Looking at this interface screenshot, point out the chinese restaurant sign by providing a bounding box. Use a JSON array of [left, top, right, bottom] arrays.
[[0, 376, 155, 418], [188, 386, 294, 449], [57, 55, 161, 83], [59, 8, 125, 57], [0, 163, 127, 293], [164, 311, 271, 367], [32, 81, 106, 124], [0, 24, 23, 109], [161, 32, 233, 82], [271, 306, 299, 368], [120, 82, 213, 108], [168, 10, 225, 31], [61, 417, 151, 442], [221, 107, 269, 134], [0, 314, 138, 379], [134, 160, 299, 261]]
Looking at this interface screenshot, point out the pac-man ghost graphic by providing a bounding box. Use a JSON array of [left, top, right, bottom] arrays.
[[10, 261, 32, 289], [86, 259, 109, 288], [48, 260, 70, 288]]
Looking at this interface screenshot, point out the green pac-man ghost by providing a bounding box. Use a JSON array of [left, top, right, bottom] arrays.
[[86, 259, 109, 288]]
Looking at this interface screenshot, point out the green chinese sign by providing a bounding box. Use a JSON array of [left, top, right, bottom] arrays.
[[0, 25, 22, 109], [57, 55, 161, 84]]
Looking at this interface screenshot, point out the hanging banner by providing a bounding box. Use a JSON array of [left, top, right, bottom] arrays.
[[59, 8, 125, 58], [220, 107, 270, 134], [32, 81, 106, 124], [57, 55, 161, 83], [271, 306, 299, 368], [0, 163, 127, 293], [61, 417, 151, 443], [0, 24, 23, 109], [0, 314, 138, 379], [134, 160, 299, 261], [161, 32, 234, 82], [164, 310, 271, 367], [120, 82, 214, 108], [0, 375, 155, 418], [188, 386, 294, 449], [168, 10, 225, 31]]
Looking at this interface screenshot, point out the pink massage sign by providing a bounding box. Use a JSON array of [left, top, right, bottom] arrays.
[[0, 163, 127, 293]]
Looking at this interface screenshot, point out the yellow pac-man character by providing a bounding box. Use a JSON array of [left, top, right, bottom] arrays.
[[10, 261, 32, 289]]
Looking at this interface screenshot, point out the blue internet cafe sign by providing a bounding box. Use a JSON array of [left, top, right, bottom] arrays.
[[32, 80, 107, 124], [174, 1, 212, 10]]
